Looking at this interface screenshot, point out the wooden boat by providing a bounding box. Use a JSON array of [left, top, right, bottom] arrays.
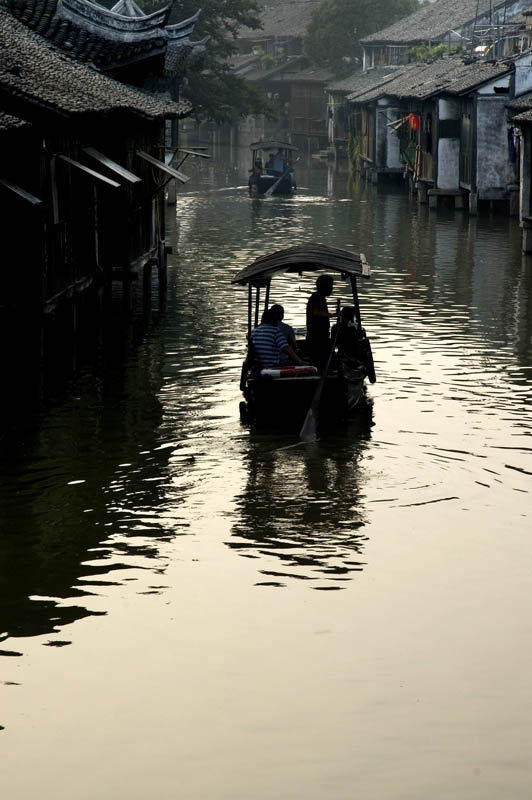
[[232, 244, 376, 430], [248, 140, 298, 197]]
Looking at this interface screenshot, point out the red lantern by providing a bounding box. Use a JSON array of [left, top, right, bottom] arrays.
[[409, 113, 420, 132]]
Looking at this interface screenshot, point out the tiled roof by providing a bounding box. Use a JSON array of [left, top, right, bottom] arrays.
[[0, 110, 31, 132], [240, 55, 306, 83], [1, 0, 199, 71], [276, 65, 333, 83], [327, 66, 402, 94], [507, 89, 532, 109], [513, 106, 532, 122], [348, 57, 510, 103], [361, 0, 530, 46], [0, 9, 191, 119], [239, 0, 319, 41]]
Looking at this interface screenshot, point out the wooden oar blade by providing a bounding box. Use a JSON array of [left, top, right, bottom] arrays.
[[299, 407, 318, 441]]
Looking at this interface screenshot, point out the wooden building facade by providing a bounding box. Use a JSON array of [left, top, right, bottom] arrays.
[[347, 53, 532, 215], [0, 9, 191, 370]]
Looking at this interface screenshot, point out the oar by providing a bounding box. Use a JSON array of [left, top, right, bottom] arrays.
[[264, 157, 299, 197], [300, 300, 340, 442]]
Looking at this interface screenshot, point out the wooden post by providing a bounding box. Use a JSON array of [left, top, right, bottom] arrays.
[[247, 284, 252, 337], [350, 275, 362, 329], [143, 261, 152, 309], [418, 181, 428, 204], [158, 240, 167, 294], [264, 280, 270, 311], [521, 218, 532, 253]]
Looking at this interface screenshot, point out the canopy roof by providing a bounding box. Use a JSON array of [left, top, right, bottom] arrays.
[[249, 140, 299, 152], [232, 244, 371, 285]]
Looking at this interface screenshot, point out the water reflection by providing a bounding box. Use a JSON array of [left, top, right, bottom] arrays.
[[1, 144, 531, 656], [0, 318, 177, 644], [229, 415, 373, 590]]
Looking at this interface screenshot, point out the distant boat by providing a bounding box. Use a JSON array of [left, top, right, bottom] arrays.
[[247, 140, 298, 197], [232, 244, 376, 434]]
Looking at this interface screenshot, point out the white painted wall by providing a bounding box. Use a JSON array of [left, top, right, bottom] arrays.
[[514, 52, 532, 98], [376, 102, 403, 170], [437, 138, 460, 190], [438, 97, 460, 120], [386, 110, 402, 169], [477, 75, 510, 95], [437, 97, 460, 190], [476, 96, 515, 198]]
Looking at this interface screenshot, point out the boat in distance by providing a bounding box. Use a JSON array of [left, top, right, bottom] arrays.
[[232, 244, 376, 431], [247, 140, 298, 197]]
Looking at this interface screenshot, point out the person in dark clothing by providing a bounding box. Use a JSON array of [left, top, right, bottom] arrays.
[[331, 306, 361, 359], [306, 275, 335, 369], [270, 304, 297, 351]]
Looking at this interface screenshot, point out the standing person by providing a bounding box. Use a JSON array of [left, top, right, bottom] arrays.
[[306, 274, 335, 369], [250, 309, 304, 368], [272, 148, 285, 173], [270, 304, 297, 351]]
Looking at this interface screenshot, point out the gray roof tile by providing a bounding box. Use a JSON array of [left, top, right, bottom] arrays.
[[239, 0, 319, 40], [0, 9, 191, 119], [327, 65, 402, 94], [361, 0, 529, 46], [2, 0, 198, 71], [348, 56, 510, 102]]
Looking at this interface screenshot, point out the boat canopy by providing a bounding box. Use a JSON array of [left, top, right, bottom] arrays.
[[249, 140, 299, 152], [232, 244, 371, 286]]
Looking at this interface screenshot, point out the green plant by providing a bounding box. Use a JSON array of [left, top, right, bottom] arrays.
[[348, 132, 362, 172]]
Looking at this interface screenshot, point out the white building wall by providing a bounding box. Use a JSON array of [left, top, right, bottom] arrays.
[[437, 139, 460, 190], [386, 109, 403, 169], [514, 53, 532, 97], [476, 97, 515, 198], [376, 100, 403, 170], [439, 97, 460, 120], [437, 97, 460, 190]]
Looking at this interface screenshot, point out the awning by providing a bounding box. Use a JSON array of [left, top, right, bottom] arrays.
[[56, 154, 120, 188], [82, 147, 141, 183], [232, 244, 371, 285], [136, 150, 190, 183], [0, 177, 42, 205]]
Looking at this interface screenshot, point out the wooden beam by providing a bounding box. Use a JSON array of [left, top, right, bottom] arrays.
[[56, 154, 121, 188]]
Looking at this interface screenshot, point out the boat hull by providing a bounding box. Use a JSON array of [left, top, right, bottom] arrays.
[[241, 363, 367, 429], [248, 172, 296, 197]]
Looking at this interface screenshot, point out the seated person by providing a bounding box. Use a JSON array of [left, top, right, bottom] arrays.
[[269, 304, 297, 351], [331, 306, 362, 360], [250, 308, 305, 368]]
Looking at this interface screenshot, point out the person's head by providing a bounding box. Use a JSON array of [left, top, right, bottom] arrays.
[[261, 308, 277, 325], [316, 275, 334, 296], [341, 306, 355, 323], [269, 304, 284, 322]]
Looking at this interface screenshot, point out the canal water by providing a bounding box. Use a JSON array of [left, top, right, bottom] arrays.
[[1, 148, 532, 799]]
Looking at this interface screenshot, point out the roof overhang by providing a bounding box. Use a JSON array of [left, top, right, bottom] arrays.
[[232, 244, 371, 285], [249, 139, 299, 152]]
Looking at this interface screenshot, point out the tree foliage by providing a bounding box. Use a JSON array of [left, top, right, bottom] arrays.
[[408, 43, 465, 63], [139, 0, 277, 123], [304, 0, 420, 76]]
